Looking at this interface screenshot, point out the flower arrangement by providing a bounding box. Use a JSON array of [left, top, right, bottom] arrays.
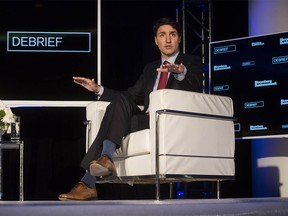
[[0, 100, 16, 134]]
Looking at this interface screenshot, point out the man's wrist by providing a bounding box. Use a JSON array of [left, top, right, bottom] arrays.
[[95, 85, 100, 94], [95, 86, 104, 96]]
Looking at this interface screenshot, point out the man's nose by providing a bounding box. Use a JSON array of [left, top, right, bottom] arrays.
[[166, 36, 171, 42]]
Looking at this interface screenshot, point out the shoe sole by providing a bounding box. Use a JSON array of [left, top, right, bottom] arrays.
[[58, 197, 98, 201], [90, 163, 111, 176]]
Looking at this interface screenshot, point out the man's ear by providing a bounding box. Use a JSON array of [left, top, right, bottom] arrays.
[[154, 36, 158, 45]]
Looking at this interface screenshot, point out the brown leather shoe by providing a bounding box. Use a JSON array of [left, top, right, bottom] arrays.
[[58, 182, 97, 201], [90, 155, 116, 177]]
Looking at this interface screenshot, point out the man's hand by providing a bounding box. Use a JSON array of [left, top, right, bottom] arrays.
[[73, 76, 100, 93], [156, 63, 185, 73]]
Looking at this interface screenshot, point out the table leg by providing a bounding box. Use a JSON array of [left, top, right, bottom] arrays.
[[19, 142, 24, 201], [0, 149, 2, 200]]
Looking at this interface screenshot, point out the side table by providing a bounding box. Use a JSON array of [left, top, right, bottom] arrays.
[[0, 141, 24, 201]]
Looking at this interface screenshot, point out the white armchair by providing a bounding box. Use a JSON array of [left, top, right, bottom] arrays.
[[86, 89, 235, 199]]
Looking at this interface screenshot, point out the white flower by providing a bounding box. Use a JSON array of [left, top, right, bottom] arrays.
[[0, 100, 16, 132], [0, 100, 6, 110], [3, 107, 15, 123]]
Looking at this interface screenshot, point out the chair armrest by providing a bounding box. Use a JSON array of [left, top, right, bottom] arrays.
[[86, 101, 110, 149], [85, 101, 144, 150], [149, 89, 234, 135], [149, 89, 234, 117], [148, 89, 235, 173]]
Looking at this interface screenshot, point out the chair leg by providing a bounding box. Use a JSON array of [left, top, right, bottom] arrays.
[[216, 180, 221, 199], [169, 183, 173, 199], [156, 179, 160, 200]]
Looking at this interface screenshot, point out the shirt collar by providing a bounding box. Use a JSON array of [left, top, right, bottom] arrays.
[[161, 51, 179, 64]]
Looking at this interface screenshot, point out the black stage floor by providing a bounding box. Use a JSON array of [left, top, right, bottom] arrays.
[[1, 198, 288, 216]]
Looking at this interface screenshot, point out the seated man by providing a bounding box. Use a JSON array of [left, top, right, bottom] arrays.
[[59, 17, 203, 201]]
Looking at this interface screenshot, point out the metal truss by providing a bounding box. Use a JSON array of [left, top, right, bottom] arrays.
[[176, 0, 211, 92]]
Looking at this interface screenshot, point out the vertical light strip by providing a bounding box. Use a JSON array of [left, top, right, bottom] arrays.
[[97, 0, 101, 85]]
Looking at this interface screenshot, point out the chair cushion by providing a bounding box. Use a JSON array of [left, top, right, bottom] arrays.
[[114, 129, 150, 158]]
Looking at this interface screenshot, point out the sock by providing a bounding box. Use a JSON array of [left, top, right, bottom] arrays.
[[101, 139, 116, 162], [81, 171, 97, 188]]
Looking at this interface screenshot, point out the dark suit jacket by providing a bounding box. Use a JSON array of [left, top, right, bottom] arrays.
[[99, 53, 203, 112]]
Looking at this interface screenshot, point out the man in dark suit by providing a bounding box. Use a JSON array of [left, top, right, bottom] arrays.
[[59, 17, 203, 201]]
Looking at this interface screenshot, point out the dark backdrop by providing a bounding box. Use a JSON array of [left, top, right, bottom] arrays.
[[1, 0, 250, 200]]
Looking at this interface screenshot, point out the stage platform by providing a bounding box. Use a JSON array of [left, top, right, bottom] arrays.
[[1, 198, 288, 216]]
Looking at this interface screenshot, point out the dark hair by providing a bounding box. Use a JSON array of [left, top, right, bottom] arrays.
[[153, 17, 182, 37]]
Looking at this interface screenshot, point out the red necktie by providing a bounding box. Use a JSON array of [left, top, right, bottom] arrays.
[[157, 61, 169, 89]]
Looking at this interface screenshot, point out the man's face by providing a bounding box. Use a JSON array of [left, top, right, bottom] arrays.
[[154, 24, 181, 59]]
